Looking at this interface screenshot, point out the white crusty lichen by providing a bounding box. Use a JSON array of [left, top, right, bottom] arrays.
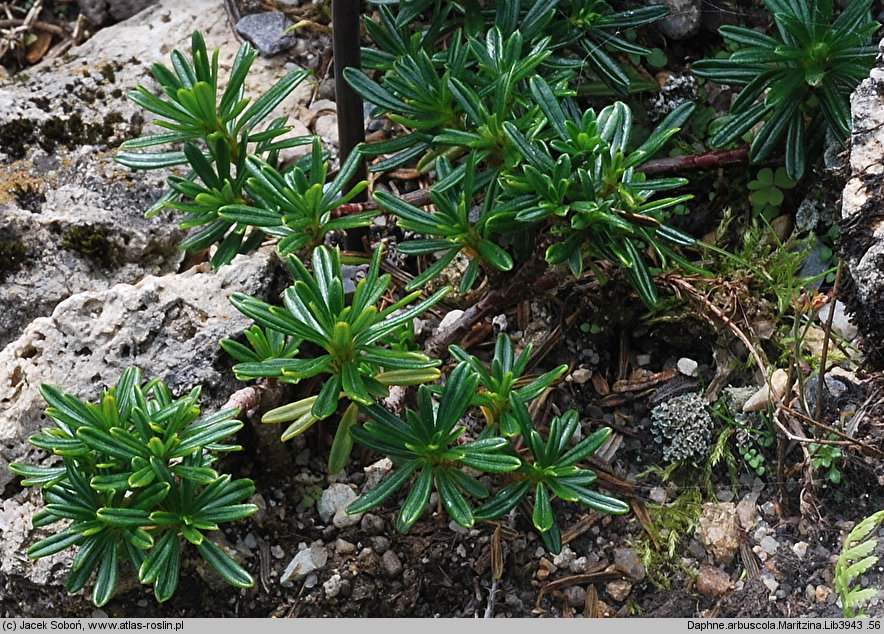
[[650, 392, 713, 462]]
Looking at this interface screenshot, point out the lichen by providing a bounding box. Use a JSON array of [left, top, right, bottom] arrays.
[[651, 392, 714, 463]]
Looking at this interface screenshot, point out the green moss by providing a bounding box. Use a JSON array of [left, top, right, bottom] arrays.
[[11, 182, 45, 212], [98, 62, 116, 84], [0, 233, 27, 281], [61, 225, 116, 269], [0, 120, 37, 160]]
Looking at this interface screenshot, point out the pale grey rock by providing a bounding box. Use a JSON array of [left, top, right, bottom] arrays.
[[77, 0, 159, 25], [0, 492, 74, 587], [235, 12, 298, 57], [0, 249, 280, 492], [677, 357, 699, 377], [0, 0, 314, 348], [280, 543, 328, 583], [323, 574, 343, 599], [317, 483, 361, 528], [695, 502, 739, 565], [817, 300, 858, 341], [759, 535, 779, 555], [654, 0, 701, 39], [313, 114, 340, 147], [840, 39, 884, 366]]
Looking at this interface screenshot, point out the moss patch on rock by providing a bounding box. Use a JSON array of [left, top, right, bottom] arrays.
[[60, 224, 117, 269], [0, 231, 27, 281]]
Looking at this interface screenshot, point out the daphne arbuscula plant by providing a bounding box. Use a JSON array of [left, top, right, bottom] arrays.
[[9, 367, 257, 606]]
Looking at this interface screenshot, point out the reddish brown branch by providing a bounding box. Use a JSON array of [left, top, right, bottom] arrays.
[[637, 147, 750, 177]]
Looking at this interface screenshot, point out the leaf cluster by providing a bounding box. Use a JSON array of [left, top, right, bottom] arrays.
[[347, 362, 628, 551], [9, 367, 256, 606], [692, 0, 879, 179], [116, 32, 315, 266], [229, 245, 448, 466]]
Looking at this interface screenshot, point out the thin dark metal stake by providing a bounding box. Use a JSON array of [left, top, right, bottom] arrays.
[[331, 0, 368, 251]]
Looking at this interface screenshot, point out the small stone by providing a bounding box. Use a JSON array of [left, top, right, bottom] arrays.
[[818, 300, 858, 341], [553, 546, 576, 569], [649, 487, 667, 504], [636, 354, 652, 366], [303, 573, 318, 589], [370, 536, 391, 554], [686, 539, 707, 560], [381, 550, 403, 578], [571, 368, 592, 384], [613, 548, 646, 582], [761, 574, 779, 594], [314, 114, 339, 145], [437, 309, 464, 332], [280, 544, 328, 583], [564, 586, 586, 609], [234, 12, 297, 57], [792, 541, 809, 559], [323, 574, 343, 599], [363, 459, 393, 491], [742, 369, 790, 413], [695, 564, 732, 599], [657, 0, 701, 39], [695, 502, 739, 565], [271, 545, 285, 560], [677, 357, 699, 377], [492, 314, 508, 333], [715, 487, 734, 503], [760, 501, 778, 517], [318, 483, 361, 528], [242, 532, 258, 550], [736, 499, 760, 530], [360, 513, 386, 535], [605, 579, 632, 602], [759, 536, 779, 555], [335, 539, 356, 555]]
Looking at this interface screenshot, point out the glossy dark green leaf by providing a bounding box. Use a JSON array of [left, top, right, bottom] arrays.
[[435, 470, 473, 528], [396, 465, 433, 533], [92, 540, 119, 607], [197, 537, 254, 588]]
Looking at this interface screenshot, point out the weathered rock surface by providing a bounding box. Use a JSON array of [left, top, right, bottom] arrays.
[[0, 0, 316, 348], [653, 0, 701, 40], [840, 39, 884, 367], [77, 0, 159, 25], [0, 249, 282, 492]]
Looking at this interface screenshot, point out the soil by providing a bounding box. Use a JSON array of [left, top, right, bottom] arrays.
[[4, 0, 884, 621]]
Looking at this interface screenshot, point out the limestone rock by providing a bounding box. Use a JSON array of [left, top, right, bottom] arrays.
[[234, 12, 298, 57], [840, 39, 884, 367], [742, 369, 790, 413], [317, 483, 361, 529], [0, 0, 315, 348], [654, 0, 701, 40], [77, 0, 159, 25], [0, 249, 282, 492], [280, 543, 328, 584], [695, 502, 739, 565]]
